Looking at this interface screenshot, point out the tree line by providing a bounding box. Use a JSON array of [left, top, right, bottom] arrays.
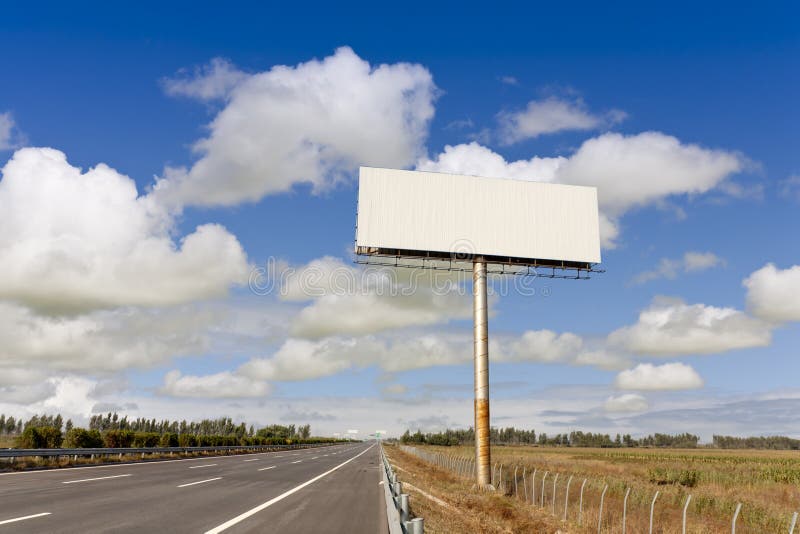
[[0, 412, 333, 449], [400, 427, 708, 448]]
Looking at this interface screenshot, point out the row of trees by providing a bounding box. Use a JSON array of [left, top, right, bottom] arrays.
[[400, 427, 702, 448], [1, 412, 324, 449], [712, 434, 800, 450]]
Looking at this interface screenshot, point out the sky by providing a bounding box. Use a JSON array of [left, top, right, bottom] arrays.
[[0, 1, 798, 440]]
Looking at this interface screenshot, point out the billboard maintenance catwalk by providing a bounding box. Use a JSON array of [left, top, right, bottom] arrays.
[[355, 166, 602, 489]]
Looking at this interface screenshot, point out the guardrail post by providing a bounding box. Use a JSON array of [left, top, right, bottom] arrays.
[[409, 517, 424, 534], [400, 494, 409, 523]]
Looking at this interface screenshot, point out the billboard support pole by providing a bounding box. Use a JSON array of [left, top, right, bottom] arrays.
[[473, 258, 492, 489]]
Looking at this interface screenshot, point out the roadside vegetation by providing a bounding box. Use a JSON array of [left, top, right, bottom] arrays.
[[392, 431, 800, 533], [0, 412, 348, 471]]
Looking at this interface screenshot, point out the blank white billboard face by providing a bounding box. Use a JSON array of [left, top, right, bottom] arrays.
[[356, 167, 601, 264]]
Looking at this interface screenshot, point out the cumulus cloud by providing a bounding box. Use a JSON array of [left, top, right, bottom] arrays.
[[604, 393, 649, 412], [744, 263, 800, 323], [160, 370, 271, 398], [615, 362, 704, 391], [497, 97, 625, 143], [155, 47, 437, 207], [161, 58, 247, 101], [0, 112, 21, 150], [632, 251, 725, 285], [418, 132, 745, 248], [0, 148, 249, 315], [608, 297, 771, 355]]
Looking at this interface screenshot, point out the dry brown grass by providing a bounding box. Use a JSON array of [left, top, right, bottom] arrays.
[[400, 444, 800, 533], [385, 445, 572, 533]]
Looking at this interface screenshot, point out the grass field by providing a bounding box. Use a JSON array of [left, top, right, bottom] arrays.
[[392, 444, 800, 533]]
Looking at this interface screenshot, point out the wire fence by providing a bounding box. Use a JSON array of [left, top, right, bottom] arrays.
[[398, 445, 800, 533]]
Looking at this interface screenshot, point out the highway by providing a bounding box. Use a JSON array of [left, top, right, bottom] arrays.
[[0, 441, 385, 533]]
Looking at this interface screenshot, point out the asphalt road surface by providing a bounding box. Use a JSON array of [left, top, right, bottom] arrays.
[[0, 441, 386, 533]]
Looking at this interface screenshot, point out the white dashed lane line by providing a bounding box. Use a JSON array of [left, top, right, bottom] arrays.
[[189, 464, 218, 469], [0, 513, 52, 526], [178, 477, 222, 488], [258, 466, 276, 472]]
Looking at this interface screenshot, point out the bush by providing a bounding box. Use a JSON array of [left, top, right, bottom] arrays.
[[64, 428, 103, 448], [103, 429, 135, 448], [15, 426, 63, 448], [178, 434, 196, 447], [132, 432, 160, 448], [160, 433, 178, 447]]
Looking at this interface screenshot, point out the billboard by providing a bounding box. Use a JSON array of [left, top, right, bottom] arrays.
[[355, 167, 601, 266]]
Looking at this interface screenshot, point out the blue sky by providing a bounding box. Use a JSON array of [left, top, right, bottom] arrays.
[[0, 1, 798, 439]]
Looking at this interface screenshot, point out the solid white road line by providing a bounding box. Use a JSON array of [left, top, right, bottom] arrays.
[[62, 474, 132, 484], [258, 466, 276, 471], [178, 477, 222, 488], [0, 513, 52, 526], [205, 445, 375, 534], [291, 460, 302, 464], [189, 464, 218, 469]]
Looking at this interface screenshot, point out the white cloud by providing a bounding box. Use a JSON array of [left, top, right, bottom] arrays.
[[607, 297, 771, 355], [276, 256, 471, 339], [499, 76, 518, 86], [632, 251, 725, 284], [604, 393, 649, 412], [615, 362, 704, 391], [418, 132, 746, 248], [744, 263, 800, 322], [497, 97, 625, 143], [161, 58, 247, 101], [154, 47, 437, 207], [0, 148, 249, 315], [0, 112, 18, 150], [160, 370, 271, 398]]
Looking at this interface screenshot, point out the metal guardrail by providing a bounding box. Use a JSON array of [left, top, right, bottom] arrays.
[[0, 442, 334, 460], [381, 443, 423, 534]]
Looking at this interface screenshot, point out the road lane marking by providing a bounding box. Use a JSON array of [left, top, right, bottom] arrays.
[[258, 466, 276, 471], [62, 474, 132, 484], [291, 460, 302, 464], [242, 459, 260, 462], [205, 444, 375, 534], [178, 477, 222, 488], [0, 513, 51, 526], [311, 456, 319, 459], [189, 464, 218, 469]]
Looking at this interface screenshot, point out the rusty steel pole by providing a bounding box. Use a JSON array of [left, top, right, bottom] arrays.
[[473, 258, 491, 488]]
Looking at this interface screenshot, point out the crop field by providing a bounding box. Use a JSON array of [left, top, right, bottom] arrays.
[[393, 444, 800, 533]]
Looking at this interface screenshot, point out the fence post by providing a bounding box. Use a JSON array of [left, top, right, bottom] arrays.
[[499, 464, 504, 492], [563, 475, 573, 521], [732, 503, 742, 534], [623, 487, 631, 534], [579, 479, 587, 525], [552, 473, 559, 515], [522, 467, 527, 501], [541, 471, 548, 507], [531, 468, 537, 504], [682, 494, 692, 534], [598, 484, 608, 534], [790, 511, 798, 534], [649, 491, 660, 534], [514, 466, 519, 498]]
